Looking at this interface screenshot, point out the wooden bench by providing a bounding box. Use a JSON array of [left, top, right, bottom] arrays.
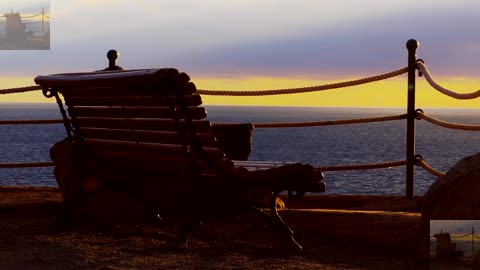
[[35, 67, 325, 250], [433, 233, 462, 259]]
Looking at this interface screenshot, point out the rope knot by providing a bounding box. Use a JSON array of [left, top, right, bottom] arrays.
[[416, 59, 425, 77], [414, 154, 424, 166], [415, 109, 424, 120]]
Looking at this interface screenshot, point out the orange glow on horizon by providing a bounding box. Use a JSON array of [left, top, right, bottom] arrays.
[[0, 75, 479, 109], [194, 75, 480, 109]]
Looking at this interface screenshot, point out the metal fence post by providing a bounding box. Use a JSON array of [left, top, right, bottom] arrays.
[[473, 227, 475, 258], [406, 39, 419, 199]]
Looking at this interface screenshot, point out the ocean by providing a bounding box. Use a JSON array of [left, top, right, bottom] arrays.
[[0, 103, 479, 195]]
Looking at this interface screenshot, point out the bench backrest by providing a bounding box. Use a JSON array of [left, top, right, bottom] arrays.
[[434, 233, 456, 254], [35, 68, 225, 174]]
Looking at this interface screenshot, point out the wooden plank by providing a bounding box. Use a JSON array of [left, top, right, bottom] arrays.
[[81, 128, 217, 147], [74, 106, 207, 120], [86, 139, 185, 157], [66, 94, 202, 107], [233, 160, 297, 171], [92, 151, 190, 173], [62, 83, 196, 97], [35, 68, 162, 87], [85, 139, 224, 160], [35, 68, 185, 88], [77, 117, 214, 133]]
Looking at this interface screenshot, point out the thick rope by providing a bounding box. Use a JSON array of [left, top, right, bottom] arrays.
[[197, 67, 408, 96], [20, 12, 43, 18], [417, 62, 480, 100], [451, 233, 473, 239], [0, 119, 63, 125], [0, 67, 406, 96], [0, 115, 406, 129], [315, 160, 407, 172], [0, 162, 55, 168], [213, 114, 407, 128], [0, 85, 42, 95], [415, 156, 445, 178], [251, 114, 407, 128], [417, 111, 480, 131]]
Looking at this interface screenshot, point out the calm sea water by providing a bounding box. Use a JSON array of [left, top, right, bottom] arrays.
[[0, 103, 479, 195]]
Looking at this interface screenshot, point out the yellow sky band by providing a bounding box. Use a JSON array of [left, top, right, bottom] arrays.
[[0, 76, 479, 108]]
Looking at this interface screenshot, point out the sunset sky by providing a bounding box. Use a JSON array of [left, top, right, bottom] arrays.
[[0, 0, 479, 108]]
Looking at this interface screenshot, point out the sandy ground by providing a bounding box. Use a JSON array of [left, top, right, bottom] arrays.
[[0, 186, 472, 269]]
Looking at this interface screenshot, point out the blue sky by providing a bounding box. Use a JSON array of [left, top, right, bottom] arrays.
[[0, 0, 479, 79]]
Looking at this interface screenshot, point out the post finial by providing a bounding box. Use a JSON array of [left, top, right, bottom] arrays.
[[107, 49, 118, 69], [406, 39, 419, 50], [106, 49, 123, 70]]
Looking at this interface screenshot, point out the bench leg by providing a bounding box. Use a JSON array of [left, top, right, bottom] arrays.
[[54, 193, 84, 225], [250, 192, 302, 251], [176, 220, 203, 248], [270, 191, 302, 251]]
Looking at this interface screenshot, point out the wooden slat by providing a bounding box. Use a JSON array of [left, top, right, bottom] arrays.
[[93, 151, 190, 173], [66, 94, 202, 107], [77, 118, 214, 133], [81, 128, 218, 147], [233, 160, 297, 171], [74, 106, 207, 120], [85, 139, 224, 160], [86, 139, 184, 157], [62, 83, 196, 97], [35, 69, 161, 87], [36, 68, 183, 88]]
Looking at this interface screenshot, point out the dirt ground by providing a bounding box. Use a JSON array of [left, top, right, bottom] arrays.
[[0, 186, 470, 269]]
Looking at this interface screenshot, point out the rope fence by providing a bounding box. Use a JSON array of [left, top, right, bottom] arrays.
[[0, 62, 476, 100], [0, 119, 63, 125], [0, 48, 477, 193], [431, 229, 480, 262], [314, 160, 407, 172], [197, 67, 408, 96], [417, 110, 480, 131], [415, 155, 445, 178], [0, 162, 54, 168], [0, 9, 50, 41], [417, 61, 480, 100], [451, 233, 474, 239], [20, 12, 44, 19], [0, 85, 41, 95], [211, 114, 408, 128]]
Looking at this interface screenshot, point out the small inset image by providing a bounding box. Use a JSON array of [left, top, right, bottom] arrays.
[[430, 220, 480, 269], [0, 2, 50, 50]]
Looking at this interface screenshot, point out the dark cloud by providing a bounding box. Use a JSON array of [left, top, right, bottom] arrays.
[[170, 6, 480, 78]]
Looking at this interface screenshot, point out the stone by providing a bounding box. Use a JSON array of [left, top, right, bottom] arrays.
[[422, 152, 480, 220]]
